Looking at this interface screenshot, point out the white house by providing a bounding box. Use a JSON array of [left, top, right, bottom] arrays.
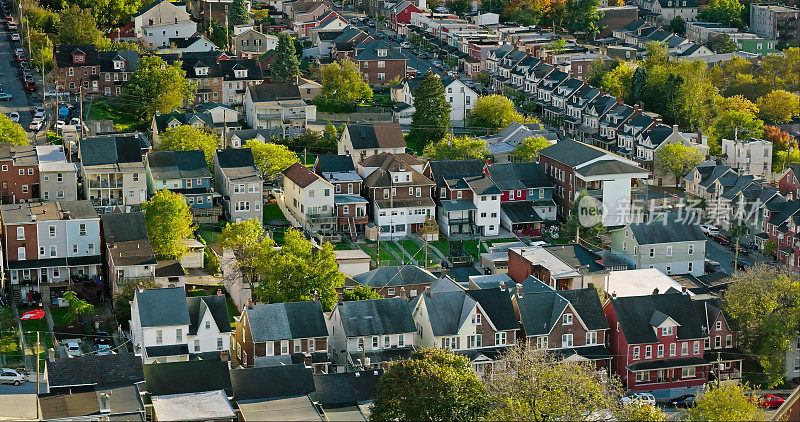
[[281, 162, 336, 235], [394, 77, 478, 124], [133, 0, 197, 48], [720, 138, 772, 180]]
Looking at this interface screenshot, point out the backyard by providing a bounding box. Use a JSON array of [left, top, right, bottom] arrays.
[[86, 101, 143, 132], [360, 241, 403, 266], [0, 307, 21, 364]]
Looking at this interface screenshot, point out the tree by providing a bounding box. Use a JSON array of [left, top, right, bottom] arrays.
[[142, 190, 195, 260], [113, 279, 159, 326], [668, 15, 685, 35], [423, 134, 488, 160], [408, 72, 451, 150], [655, 142, 705, 187], [631, 66, 647, 105], [644, 41, 669, 68], [157, 125, 220, 169], [63, 291, 95, 323], [686, 384, 762, 421], [566, 0, 603, 39], [342, 285, 382, 301], [255, 229, 344, 311], [756, 90, 800, 124], [485, 344, 620, 421], [245, 139, 299, 180], [763, 238, 777, 258], [219, 219, 274, 294], [510, 136, 550, 162], [546, 38, 567, 55], [600, 61, 635, 101], [0, 115, 29, 146], [370, 348, 489, 421], [270, 33, 300, 83], [617, 402, 667, 421], [445, 0, 472, 15], [763, 125, 796, 151], [706, 33, 738, 54], [122, 55, 195, 122], [709, 109, 764, 144], [57, 5, 101, 45], [697, 0, 744, 28], [560, 191, 605, 242], [467, 95, 535, 132], [586, 57, 611, 87], [315, 60, 373, 112], [323, 122, 339, 144], [229, 0, 249, 26], [723, 265, 800, 387], [716, 95, 759, 116]]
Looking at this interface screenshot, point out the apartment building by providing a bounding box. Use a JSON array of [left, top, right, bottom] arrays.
[[36, 145, 78, 202], [78, 133, 150, 213]]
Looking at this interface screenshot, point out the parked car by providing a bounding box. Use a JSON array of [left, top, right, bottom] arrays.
[[24, 79, 35, 91], [7, 22, 16, 30], [28, 119, 44, 131], [734, 259, 754, 271], [712, 233, 731, 245], [10, 32, 19, 41], [699, 224, 719, 236], [0, 92, 11, 101], [65, 342, 82, 357], [420, 52, 429, 59], [729, 244, 750, 256], [34, 106, 45, 114], [0, 368, 24, 385], [33, 111, 45, 120], [704, 259, 725, 273], [54, 120, 66, 130], [669, 395, 696, 408], [757, 394, 785, 408], [400, 41, 411, 48], [97, 344, 112, 356], [621, 393, 656, 406], [93, 330, 111, 346], [70, 117, 82, 127], [8, 112, 19, 122]]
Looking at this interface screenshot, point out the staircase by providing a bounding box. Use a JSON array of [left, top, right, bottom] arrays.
[[347, 217, 357, 240], [11, 286, 20, 304]]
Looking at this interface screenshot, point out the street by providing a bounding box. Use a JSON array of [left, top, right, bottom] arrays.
[[0, 378, 45, 420], [0, 10, 40, 144]]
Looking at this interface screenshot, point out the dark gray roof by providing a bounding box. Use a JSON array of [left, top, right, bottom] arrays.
[[309, 369, 383, 407], [486, 162, 552, 191], [187, 295, 231, 335], [543, 244, 606, 273], [46, 354, 144, 389], [145, 344, 190, 357], [558, 288, 611, 331], [153, 111, 213, 133], [629, 213, 706, 245], [517, 287, 608, 337], [575, 160, 646, 177], [135, 287, 190, 327], [147, 150, 211, 181], [464, 288, 519, 331], [248, 83, 301, 102], [102, 212, 149, 242], [409, 290, 472, 336], [336, 298, 416, 337], [346, 123, 405, 150], [610, 293, 705, 345], [143, 358, 232, 396], [354, 40, 407, 61], [245, 301, 328, 342], [80, 133, 150, 167], [215, 147, 255, 168], [538, 139, 606, 167], [501, 201, 544, 224], [627, 356, 708, 371], [231, 364, 315, 400], [426, 159, 484, 188], [316, 155, 355, 173], [353, 265, 437, 288]]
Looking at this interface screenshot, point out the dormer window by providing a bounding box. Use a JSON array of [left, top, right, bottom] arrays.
[[662, 326, 673, 336], [72, 54, 85, 64], [194, 63, 209, 76], [113, 59, 124, 70], [377, 49, 388, 57], [234, 69, 248, 78]]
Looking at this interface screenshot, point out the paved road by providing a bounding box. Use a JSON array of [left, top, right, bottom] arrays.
[[0, 13, 41, 143]]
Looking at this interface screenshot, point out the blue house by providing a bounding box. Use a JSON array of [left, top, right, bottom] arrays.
[[145, 150, 215, 211]]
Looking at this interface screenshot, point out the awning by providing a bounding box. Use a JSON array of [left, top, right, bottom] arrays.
[[552, 345, 612, 361], [8, 258, 68, 270], [627, 356, 710, 372]]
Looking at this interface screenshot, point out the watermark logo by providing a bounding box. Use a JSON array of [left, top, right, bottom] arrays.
[[578, 195, 604, 227]]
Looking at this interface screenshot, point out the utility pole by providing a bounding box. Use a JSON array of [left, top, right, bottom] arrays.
[[40, 48, 45, 112], [225, 5, 229, 50], [716, 352, 722, 388], [79, 86, 84, 139]]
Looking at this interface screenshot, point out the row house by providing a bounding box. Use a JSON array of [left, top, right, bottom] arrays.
[[389, 1, 423, 34], [695, 300, 743, 382], [289, 1, 332, 24], [294, 11, 347, 38], [133, 0, 197, 49], [219, 59, 265, 107], [282, 162, 337, 236], [358, 153, 435, 239], [605, 293, 710, 397], [353, 41, 407, 86], [151, 111, 214, 144], [338, 122, 406, 166], [424, 160, 501, 237], [53, 44, 101, 95], [649, 0, 700, 23], [213, 148, 263, 224], [411, 279, 520, 375], [244, 83, 316, 137], [729, 183, 783, 249], [351, 266, 438, 299], [232, 27, 279, 59], [175, 52, 224, 103], [313, 155, 369, 238], [538, 140, 649, 226], [592, 104, 638, 151], [1, 201, 102, 305], [542, 77, 583, 123], [777, 163, 800, 201], [534, 70, 568, 116], [720, 138, 773, 180], [36, 145, 78, 202], [99, 50, 139, 97], [507, 244, 611, 290], [145, 150, 220, 222], [564, 85, 601, 136], [177, 52, 264, 105], [78, 133, 151, 213], [102, 212, 157, 295], [0, 145, 39, 204], [484, 162, 556, 237], [461, 39, 500, 77], [616, 113, 656, 158], [764, 199, 800, 269], [508, 55, 539, 92], [576, 94, 619, 143], [683, 163, 759, 230], [638, 125, 708, 185], [307, 25, 369, 58]]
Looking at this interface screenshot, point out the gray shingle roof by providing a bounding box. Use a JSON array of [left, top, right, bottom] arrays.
[[354, 40, 407, 61], [610, 293, 705, 345], [80, 133, 150, 167], [309, 369, 383, 406], [353, 265, 437, 288], [143, 358, 232, 396], [316, 155, 355, 173], [231, 364, 315, 400], [46, 354, 144, 389], [426, 159, 484, 188], [135, 287, 190, 327], [245, 301, 328, 342], [629, 213, 706, 245], [337, 298, 416, 337], [464, 288, 519, 331], [346, 123, 405, 150], [187, 295, 230, 335], [147, 150, 211, 181], [102, 212, 149, 242], [575, 160, 646, 177], [538, 139, 606, 167], [248, 83, 301, 102], [486, 162, 552, 191]]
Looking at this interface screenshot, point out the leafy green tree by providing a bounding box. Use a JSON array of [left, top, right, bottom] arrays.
[[600, 61, 635, 101], [709, 109, 764, 144], [408, 72, 451, 150], [323, 122, 339, 144], [56, 5, 101, 45], [763, 238, 777, 258], [485, 344, 621, 421], [63, 291, 95, 323], [142, 190, 195, 260], [756, 90, 800, 124], [445, 0, 472, 15], [686, 383, 762, 421], [697, 0, 744, 28], [256, 229, 344, 311], [342, 285, 382, 301], [644, 41, 669, 68], [668, 15, 685, 35], [655, 142, 705, 187], [270, 33, 300, 83], [560, 190, 605, 243], [467, 95, 536, 132], [245, 139, 299, 180], [156, 125, 219, 169], [586, 57, 611, 86], [511, 136, 550, 162], [630, 66, 647, 105], [122, 55, 196, 122], [315, 60, 372, 112], [219, 219, 275, 294], [723, 265, 800, 387], [716, 95, 759, 116], [761, 48, 800, 92], [706, 33, 738, 53], [229, 0, 249, 26], [617, 402, 667, 421], [546, 38, 567, 55], [0, 115, 29, 146], [566, 0, 603, 39], [370, 348, 489, 421], [423, 134, 488, 160], [113, 278, 159, 326]]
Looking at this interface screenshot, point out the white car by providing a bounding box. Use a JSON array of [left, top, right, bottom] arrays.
[[54, 120, 66, 130], [400, 42, 411, 48], [8, 111, 18, 122], [33, 111, 45, 120], [621, 392, 656, 406], [699, 224, 719, 236], [65, 342, 82, 357], [70, 117, 81, 126], [0, 368, 24, 385], [28, 119, 43, 131], [10, 32, 19, 41]]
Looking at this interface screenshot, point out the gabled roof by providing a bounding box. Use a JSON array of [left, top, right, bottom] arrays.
[[354, 40, 407, 61], [245, 301, 329, 342], [80, 133, 149, 167], [147, 150, 211, 181], [517, 287, 608, 336], [543, 244, 606, 273], [464, 288, 519, 331], [359, 152, 421, 167], [98, 50, 139, 73], [230, 364, 315, 400], [346, 123, 405, 150], [538, 139, 606, 167], [102, 212, 149, 243], [187, 295, 230, 335], [610, 293, 705, 344], [362, 154, 433, 188], [143, 358, 232, 396], [214, 148, 261, 182], [248, 83, 302, 102], [54, 44, 100, 68], [135, 287, 190, 328], [309, 369, 383, 407], [46, 354, 144, 389], [628, 213, 706, 245], [336, 298, 416, 337], [486, 162, 552, 191], [353, 265, 437, 288], [220, 58, 263, 81], [153, 111, 214, 133], [316, 155, 355, 173], [426, 159, 484, 188], [283, 162, 325, 188], [410, 290, 476, 336]]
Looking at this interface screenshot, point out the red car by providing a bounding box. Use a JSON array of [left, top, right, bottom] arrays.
[[712, 234, 731, 245], [23, 79, 35, 91], [758, 394, 784, 408]]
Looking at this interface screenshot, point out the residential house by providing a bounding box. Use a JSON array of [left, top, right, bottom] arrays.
[[225, 128, 279, 149], [485, 161, 556, 237], [297, 77, 323, 101], [353, 41, 407, 86], [507, 244, 611, 290], [695, 300, 743, 382], [140, 358, 232, 398], [593, 104, 637, 151], [538, 139, 649, 226], [289, 1, 332, 25], [99, 50, 140, 97], [649, 0, 700, 23], [295, 11, 348, 38], [389, 1, 423, 33], [479, 122, 558, 163], [424, 159, 501, 237], [232, 28, 278, 59], [359, 153, 436, 239], [78, 133, 151, 213], [244, 83, 316, 137], [610, 213, 706, 276], [158, 34, 219, 54], [313, 155, 369, 237], [575, 94, 618, 143], [1, 201, 101, 306], [232, 300, 330, 371], [219, 59, 265, 107], [351, 266, 438, 298], [150, 390, 235, 421], [637, 125, 708, 185], [787, 331, 800, 383], [395, 76, 478, 123], [133, 0, 197, 48], [0, 145, 40, 204], [615, 113, 655, 159], [151, 111, 214, 145], [53, 44, 101, 95], [36, 145, 78, 202], [145, 150, 220, 222], [130, 287, 231, 363], [213, 148, 263, 224], [339, 123, 406, 167], [604, 293, 711, 397], [176, 52, 225, 103], [750, 3, 800, 47], [720, 138, 772, 179], [327, 298, 417, 369], [564, 85, 601, 137], [514, 282, 612, 369], [282, 162, 337, 235], [683, 163, 760, 230], [192, 102, 241, 134], [101, 212, 157, 295]]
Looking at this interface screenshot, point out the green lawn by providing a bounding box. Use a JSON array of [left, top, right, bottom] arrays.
[[296, 152, 316, 167], [50, 307, 74, 326], [398, 238, 440, 268], [20, 315, 54, 349], [0, 307, 21, 362], [334, 241, 356, 250], [199, 228, 221, 245], [86, 101, 142, 132], [385, 242, 409, 264], [429, 239, 483, 260], [361, 242, 403, 266], [263, 204, 288, 222], [268, 228, 285, 246]]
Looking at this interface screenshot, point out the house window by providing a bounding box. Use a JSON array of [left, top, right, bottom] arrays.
[[217, 338, 223, 350], [693, 341, 700, 354], [372, 336, 379, 349], [472, 314, 481, 325], [715, 336, 722, 348], [281, 341, 289, 354], [681, 367, 696, 378], [725, 335, 732, 347], [657, 344, 664, 357], [688, 244, 694, 254], [562, 313, 573, 325], [194, 339, 200, 351], [645, 345, 652, 358], [662, 326, 673, 336], [50, 246, 57, 257], [681, 342, 688, 355], [18, 169, 23, 176], [73, 245, 78, 254], [16, 227, 24, 240], [666, 246, 672, 256], [635, 371, 649, 382], [384, 336, 390, 348], [49, 225, 56, 237], [387, 287, 395, 295], [705, 337, 711, 349], [398, 334, 404, 347], [294, 340, 301, 353], [633, 346, 640, 360], [536, 336, 547, 349], [176, 329, 182, 342], [309, 339, 315, 351], [132, 173, 139, 182], [156, 330, 163, 344], [205, 321, 211, 329], [688, 262, 693, 272], [586, 331, 597, 345], [468, 334, 482, 348], [79, 224, 86, 236], [562, 334, 573, 347], [715, 321, 722, 331], [495, 332, 507, 345], [27, 168, 33, 175], [649, 248, 655, 257]]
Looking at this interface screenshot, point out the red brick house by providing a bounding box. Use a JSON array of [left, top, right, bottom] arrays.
[[313, 155, 369, 236], [695, 300, 742, 382], [604, 293, 711, 397], [777, 164, 800, 200], [99, 50, 139, 97], [764, 199, 800, 270], [507, 244, 608, 290], [53, 44, 101, 95], [353, 40, 407, 86], [0, 145, 39, 204]]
